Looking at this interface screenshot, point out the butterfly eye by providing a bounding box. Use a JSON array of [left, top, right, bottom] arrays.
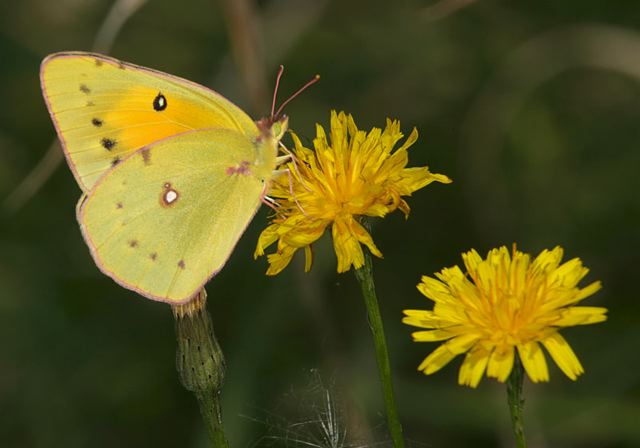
[[153, 92, 167, 111]]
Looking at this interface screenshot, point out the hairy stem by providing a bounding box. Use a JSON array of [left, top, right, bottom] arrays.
[[507, 354, 527, 448], [173, 290, 228, 447], [353, 230, 405, 448]]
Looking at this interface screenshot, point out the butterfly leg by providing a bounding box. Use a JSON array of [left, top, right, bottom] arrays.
[[276, 142, 311, 192], [269, 167, 308, 217]]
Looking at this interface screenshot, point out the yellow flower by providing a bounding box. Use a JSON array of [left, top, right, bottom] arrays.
[[403, 245, 607, 388], [255, 111, 452, 275]]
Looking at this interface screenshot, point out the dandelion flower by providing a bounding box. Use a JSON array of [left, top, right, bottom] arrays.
[[255, 110, 451, 275], [403, 245, 607, 387]]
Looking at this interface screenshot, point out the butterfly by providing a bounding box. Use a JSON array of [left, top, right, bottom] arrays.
[[40, 51, 316, 304]]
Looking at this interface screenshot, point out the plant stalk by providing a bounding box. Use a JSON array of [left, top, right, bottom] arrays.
[[173, 290, 229, 447], [506, 353, 527, 448], [353, 233, 405, 448]]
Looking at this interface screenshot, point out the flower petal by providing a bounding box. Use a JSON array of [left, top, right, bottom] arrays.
[[402, 309, 436, 327], [417, 276, 453, 303], [554, 306, 608, 326], [541, 332, 584, 380], [418, 344, 457, 375], [458, 345, 490, 388], [518, 341, 549, 383], [411, 329, 456, 342], [265, 246, 298, 276], [486, 346, 515, 382]]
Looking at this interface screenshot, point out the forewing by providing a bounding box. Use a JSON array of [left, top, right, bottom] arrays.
[[41, 52, 258, 191], [79, 128, 266, 303]]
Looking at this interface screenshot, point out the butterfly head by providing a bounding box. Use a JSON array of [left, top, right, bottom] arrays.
[[257, 114, 288, 143]]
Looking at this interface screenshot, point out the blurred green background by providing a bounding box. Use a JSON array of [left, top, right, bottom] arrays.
[[1, 0, 639, 446]]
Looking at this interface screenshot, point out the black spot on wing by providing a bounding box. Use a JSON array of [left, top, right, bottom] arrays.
[[101, 138, 116, 151], [79, 84, 91, 94], [92, 118, 103, 127], [153, 92, 167, 111], [178, 260, 185, 269], [111, 156, 121, 167]]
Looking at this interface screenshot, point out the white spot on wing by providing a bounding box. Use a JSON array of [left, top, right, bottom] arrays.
[[165, 190, 178, 204], [160, 182, 180, 207]]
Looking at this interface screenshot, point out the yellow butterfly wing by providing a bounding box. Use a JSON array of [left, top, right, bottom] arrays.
[[78, 128, 276, 303], [40, 52, 258, 191]]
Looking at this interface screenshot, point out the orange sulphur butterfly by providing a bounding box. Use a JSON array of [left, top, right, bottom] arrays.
[[40, 51, 313, 304]]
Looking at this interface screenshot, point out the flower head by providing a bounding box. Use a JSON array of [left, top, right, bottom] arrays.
[[403, 245, 606, 387], [255, 111, 451, 275]]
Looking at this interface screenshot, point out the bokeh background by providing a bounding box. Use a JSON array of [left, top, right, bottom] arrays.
[[1, 0, 639, 446]]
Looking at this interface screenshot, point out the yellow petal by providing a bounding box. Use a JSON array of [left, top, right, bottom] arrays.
[[417, 276, 452, 303], [541, 332, 584, 380], [462, 249, 483, 279], [396, 127, 418, 153], [349, 218, 383, 258], [446, 332, 481, 354], [411, 329, 455, 342], [458, 345, 490, 388], [532, 246, 563, 273], [303, 245, 314, 272], [552, 258, 588, 288], [418, 344, 458, 375], [254, 224, 280, 257], [265, 246, 297, 276], [518, 341, 549, 383], [486, 346, 515, 382], [402, 309, 442, 328], [282, 220, 327, 247], [572, 281, 603, 303], [331, 219, 364, 272], [554, 306, 608, 326]]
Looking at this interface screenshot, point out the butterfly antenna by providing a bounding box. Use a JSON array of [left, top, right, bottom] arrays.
[[271, 65, 285, 118], [274, 74, 320, 118]]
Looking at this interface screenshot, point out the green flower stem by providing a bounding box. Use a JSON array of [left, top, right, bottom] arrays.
[[354, 242, 406, 448], [173, 290, 229, 448], [506, 354, 527, 448]]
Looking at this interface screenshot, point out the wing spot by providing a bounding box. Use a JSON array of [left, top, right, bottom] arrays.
[[161, 182, 180, 207], [116, 202, 123, 209], [95, 59, 103, 67], [91, 118, 103, 127], [111, 156, 121, 167], [226, 160, 252, 176], [178, 260, 185, 269], [153, 92, 167, 111], [150, 253, 157, 261], [101, 138, 116, 151], [141, 149, 151, 165], [128, 240, 139, 248], [79, 84, 91, 94]]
